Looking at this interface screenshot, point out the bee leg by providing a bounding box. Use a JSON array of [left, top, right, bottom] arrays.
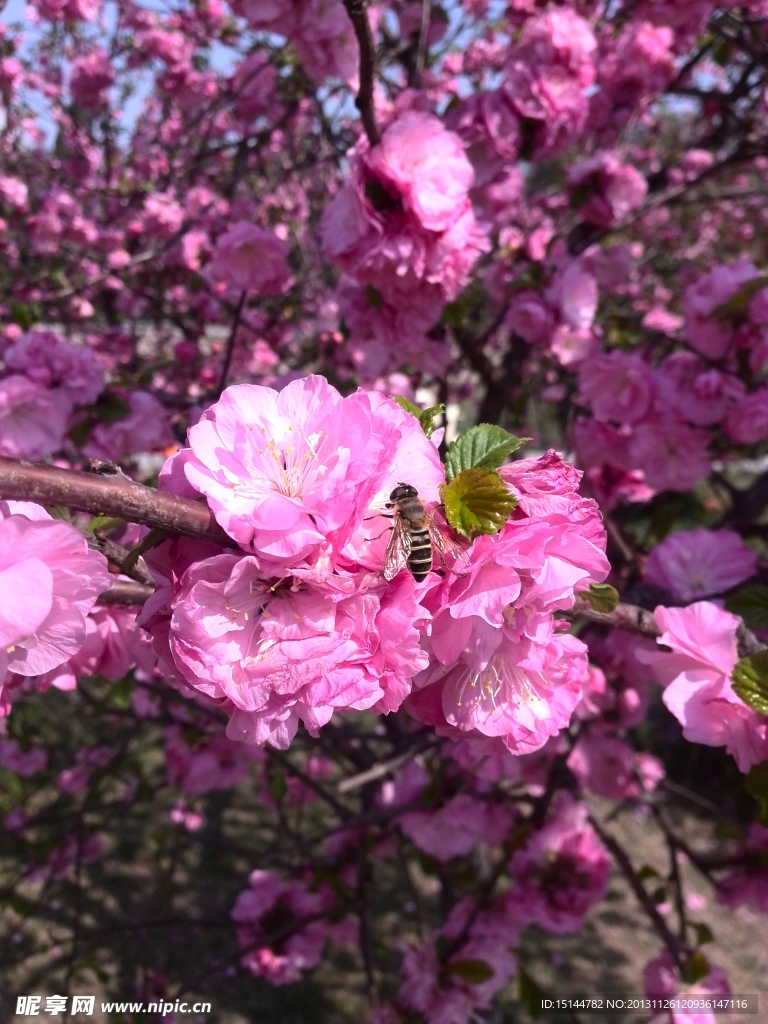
[[369, 524, 394, 542]]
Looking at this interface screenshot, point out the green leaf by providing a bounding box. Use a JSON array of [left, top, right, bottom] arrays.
[[682, 952, 709, 985], [393, 396, 422, 419], [711, 275, 768, 322], [582, 582, 619, 613], [692, 922, 714, 947], [267, 766, 287, 804], [419, 405, 445, 438], [123, 528, 168, 575], [726, 586, 768, 631], [732, 651, 768, 718], [745, 761, 768, 826], [94, 390, 131, 423], [109, 677, 135, 710], [440, 467, 517, 540], [392, 397, 445, 438], [638, 865, 660, 881], [518, 968, 545, 1019], [445, 424, 527, 482], [447, 959, 495, 985], [68, 416, 94, 449]]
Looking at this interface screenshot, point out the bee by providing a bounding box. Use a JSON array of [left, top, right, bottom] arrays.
[[382, 482, 469, 583]]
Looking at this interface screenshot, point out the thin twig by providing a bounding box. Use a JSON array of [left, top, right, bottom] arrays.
[[589, 814, 685, 972], [214, 289, 248, 398], [342, 0, 381, 145]]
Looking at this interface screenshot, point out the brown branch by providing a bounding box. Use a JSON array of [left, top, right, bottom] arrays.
[[97, 580, 156, 605], [0, 457, 236, 548], [589, 814, 685, 972], [565, 596, 765, 658], [89, 531, 155, 586], [565, 597, 661, 638], [342, 0, 381, 145]]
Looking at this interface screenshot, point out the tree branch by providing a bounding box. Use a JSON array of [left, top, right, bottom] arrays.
[[97, 580, 156, 605], [342, 0, 381, 145], [566, 597, 765, 658], [0, 457, 236, 548]]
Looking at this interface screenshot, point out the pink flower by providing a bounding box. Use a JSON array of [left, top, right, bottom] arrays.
[[206, 221, 292, 295], [291, 0, 358, 83], [722, 388, 768, 444], [505, 793, 610, 933], [568, 152, 647, 226], [503, 9, 597, 158], [178, 375, 443, 563], [504, 291, 554, 345], [234, 0, 357, 83], [0, 175, 28, 210], [0, 508, 111, 681], [548, 261, 598, 330], [406, 634, 590, 757], [683, 261, 760, 359], [643, 951, 731, 1024], [70, 50, 114, 108], [5, 330, 104, 405], [578, 351, 655, 424], [0, 376, 72, 460], [82, 390, 173, 461], [645, 528, 756, 601], [655, 351, 744, 426], [399, 793, 513, 861], [143, 192, 184, 238], [398, 898, 518, 1024], [447, 89, 521, 189], [716, 823, 768, 916], [0, 738, 48, 776], [320, 111, 487, 307], [232, 869, 327, 984], [165, 725, 256, 794], [628, 417, 710, 492], [166, 552, 428, 748], [567, 734, 662, 800], [639, 602, 768, 772], [590, 22, 675, 136], [231, 52, 276, 122]]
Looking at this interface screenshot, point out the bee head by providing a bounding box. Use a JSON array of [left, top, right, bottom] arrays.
[[389, 483, 418, 501]]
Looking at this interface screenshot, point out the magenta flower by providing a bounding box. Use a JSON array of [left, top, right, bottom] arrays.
[[645, 527, 756, 601], [643, 950, 731, 1024], [577, 350, 656, 425], [178, 375, 443, 564], [504, 793, 611, 933], [683, 261, 760, 359], [206, 222, 293, 295], [232, 869, 328, 984], [5, 330, 104, 406], [82, 390, 173, 462], [0, 375, 72, 461], [320, 111, 487, 308], [166, 552, 428, 748], [716, 823, 768, 916], [639, 602, 768, 772], [399, 793, 513, 862], [0, 507, 111, 684]]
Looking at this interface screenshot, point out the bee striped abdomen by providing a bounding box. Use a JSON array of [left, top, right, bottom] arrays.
[[407, 527, 433, 582]]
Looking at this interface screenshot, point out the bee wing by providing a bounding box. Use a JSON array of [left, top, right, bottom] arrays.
[[382, 514, 411, 581], [425, 510, 471, 575]]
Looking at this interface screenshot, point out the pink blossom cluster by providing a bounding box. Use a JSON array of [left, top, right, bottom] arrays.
[[231, 869, 329, 984], [397, 896, 519, 1024], [0, 330, 104, 460], [640, 602, 768, 772], [232, 0, 358, 84], [0, 501, 112, 715], [140, 379, 609, 755], [321, 110, 489, 344], [405, 450, 610, 757], [574, 262, 768, 506]]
